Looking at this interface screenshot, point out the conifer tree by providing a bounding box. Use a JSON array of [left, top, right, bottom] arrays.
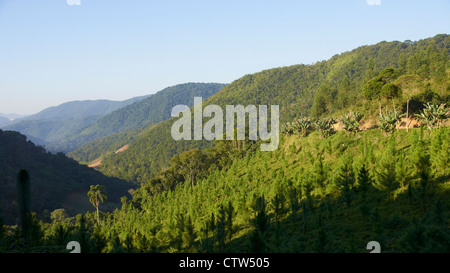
[[431, 128, 449, 176], [75, 214, 91, 253], [253, 195, 268, 235], [248, 228, 266, 253], [287, 184, 300, 221], [396, 150, 412, 192], [312, 217, 328, 253], [357, 163, 371, 200], [411, 128, 432, 211], [182, 216, 197, 252], [215, 206, 226, 252], [312, 153, 327, 199], [272, 192, 286, 224], [375, 137, 398, 202], [0, 215, 4, 242], [16, 169, 31, 241], [225, 201, 234, 244], [337, 155, 355, 219]]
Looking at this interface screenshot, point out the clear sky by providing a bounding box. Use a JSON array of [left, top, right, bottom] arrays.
[[0, 0, 449, 115]]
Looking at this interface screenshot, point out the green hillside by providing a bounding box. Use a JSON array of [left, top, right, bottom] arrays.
[[93, 34, 449, 185], [77, 83, 227, 138], [1, 34, 449, 253], [3, 126, 448, 252], [105, 127, 450, 253], [0, 130, 133, 226], [68, 83, 226, 161]]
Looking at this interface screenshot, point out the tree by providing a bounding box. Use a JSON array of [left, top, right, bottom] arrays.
[[357, 163, 372, 200], [374, 137, 398, 202], [50, 208, 68, 223], [215, 205, 227, 252], [311, 85, 331, 118], [288, 186, 300, 220], [362, 77, 384, 100], [435, 129, 449, 176], [272, 192, 286, 224], [394, 74, 423, 132], [225, 201, 235, 244], [312, 153, 328, 199], [410, 129, 432, 211], [362, 58, 377, 84], [0, 216, 4, 241], [397, 52, 407, 74], [396, 151, 412, 192], [248, 195, 269, 253], [87, 184, 107, 225], [363, 68, 399, 100], [182, 216, 197, 252], [171, 149, 209, 187], [16, 169, 31, 240], [336, 155, 355, 219], [252, 195, 269, 235], [433, 49, 449, 97], [380, 83, 402, 100]]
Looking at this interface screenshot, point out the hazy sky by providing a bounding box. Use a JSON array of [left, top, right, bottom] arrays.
[[0, 0, 449, 115]]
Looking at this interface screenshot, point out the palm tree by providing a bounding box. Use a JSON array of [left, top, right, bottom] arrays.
[[87, 184, 107, 225]]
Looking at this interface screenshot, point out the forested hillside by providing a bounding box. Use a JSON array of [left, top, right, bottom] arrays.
[[0, 130, 132, 226], [2, 126, 448, 252], [0, 34, 448, 253], [93, 34, 449, 185], [105, 127, 449, 252], [69, 83, 226, 162]]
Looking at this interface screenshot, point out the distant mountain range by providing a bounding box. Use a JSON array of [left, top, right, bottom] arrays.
[[19, 97, 149, 122], [2, 96, 149, 148], [0, 113, 29, 120], [50, 82, 227, 152], [0, 113, 29, 127], [1, 83, 226, 153], [0, 117, 11, 128]]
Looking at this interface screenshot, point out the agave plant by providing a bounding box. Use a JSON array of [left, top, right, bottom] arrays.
[[416, 103, 449, 130], [292, 117, 314, 137], [434, 103, 449, 128], [315, 117, 337, 138], [379, 111, 403, 135], [341, 111, 363, 135], [281, 122, 295, 135]]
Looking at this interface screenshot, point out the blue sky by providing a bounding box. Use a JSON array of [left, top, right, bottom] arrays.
[[0, 0, 449, 115]]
